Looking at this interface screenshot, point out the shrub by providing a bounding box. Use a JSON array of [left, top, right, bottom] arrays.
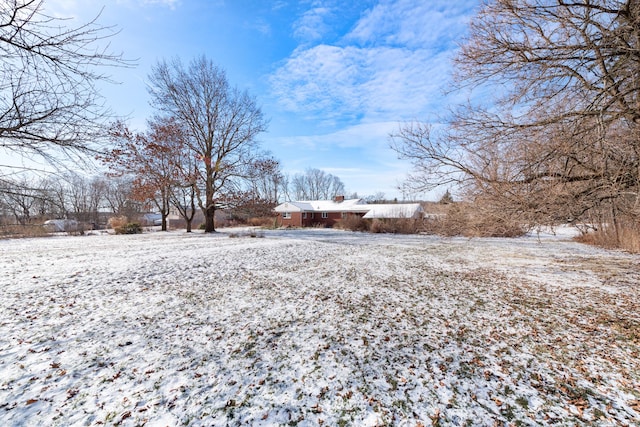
[[114, 222, 142, 235], [370, 219, 384, 233], [574, 225, 640, 253], [0, 224, 50, 239], [108, 216, 127, 230], [247, 216, 277, 227], [214, 218, 241, 228], [465, 214, 527, 238], [369, 218, 421, 234], [440, 204, 469, 236], [421, 216, 445, 235], [421, 203, 527, 238], [336, 215, 370, 232], [617, 228, 640, 253]]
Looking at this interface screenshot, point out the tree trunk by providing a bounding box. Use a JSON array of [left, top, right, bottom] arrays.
[[204, 205, 216, 232], [611, 203, 621, 245]]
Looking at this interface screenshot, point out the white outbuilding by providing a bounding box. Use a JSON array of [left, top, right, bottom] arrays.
[[362, 203, 424, 219]]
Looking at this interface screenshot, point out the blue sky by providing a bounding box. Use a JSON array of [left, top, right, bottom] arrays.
[[44, 0, 479, 200]]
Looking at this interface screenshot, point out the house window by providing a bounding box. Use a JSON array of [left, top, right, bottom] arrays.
[[302, 212, 307, 219], [341, 212, 347, 219], [283, 212, 291, 219], [322, 212, 328, 219]]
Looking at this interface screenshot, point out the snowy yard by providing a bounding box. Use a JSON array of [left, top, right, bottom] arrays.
[[1, 228, 639, 426]]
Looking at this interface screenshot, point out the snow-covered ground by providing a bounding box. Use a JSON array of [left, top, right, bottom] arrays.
[[1, 228, 639, 426]]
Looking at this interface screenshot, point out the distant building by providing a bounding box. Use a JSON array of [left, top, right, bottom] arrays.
[[140, 213, 163, 226], [43, 219, 79, 232], [273, 196, 423, 227]]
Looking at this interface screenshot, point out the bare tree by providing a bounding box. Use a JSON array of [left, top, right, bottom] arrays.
[[0, 0, 130, 164], [103, 120, 188, 231], [171, 181, 198, 232], [59, 173, 108, 226], [247, 156, 285, 204], [1, 172, 111, 228], [214, 155, 285, 222], [364, 192, 387, 203], [148, 56, 268, 232], [290, 168, 346, 201], [87, 177, 109, 227], [0, 176, 47, 225], [66, 173, 93, 223], [103, 176, 139, 219], [43, 175, 70, 219], [391, 0, 640, 239]]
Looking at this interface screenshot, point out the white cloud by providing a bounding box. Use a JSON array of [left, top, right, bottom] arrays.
[[246, 17, 272, 36], [275, 121, 396, 150], [347, 0, 475, 50], [292, 7, 333, 42], [272, 1, 289, 11], [270, 44, 452, 122], [270, 1, 476, 123]]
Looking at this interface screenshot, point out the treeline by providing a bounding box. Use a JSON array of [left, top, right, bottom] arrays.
[[0, 174, 140, 232], [0, 166, 352, 234]]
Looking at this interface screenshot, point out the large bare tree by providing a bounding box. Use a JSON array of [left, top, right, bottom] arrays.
[[0, 0, 128, 164], [148, 56, 268, 232], [290, 168, 346, 201], [391, 0, 640, 239]]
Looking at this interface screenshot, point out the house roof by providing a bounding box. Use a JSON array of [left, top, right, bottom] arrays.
[[274, 199, 425, 219], [362, 203, 424, 219], [274, 199, 370, 213]]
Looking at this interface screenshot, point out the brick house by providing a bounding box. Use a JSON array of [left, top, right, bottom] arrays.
[[273, 196, 424, 228]]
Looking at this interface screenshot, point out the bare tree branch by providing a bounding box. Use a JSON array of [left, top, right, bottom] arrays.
[[0, 0, 132, 165], [392, 0, 640, 236]]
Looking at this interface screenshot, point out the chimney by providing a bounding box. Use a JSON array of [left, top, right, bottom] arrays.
[[334, 195, 345, 202]]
